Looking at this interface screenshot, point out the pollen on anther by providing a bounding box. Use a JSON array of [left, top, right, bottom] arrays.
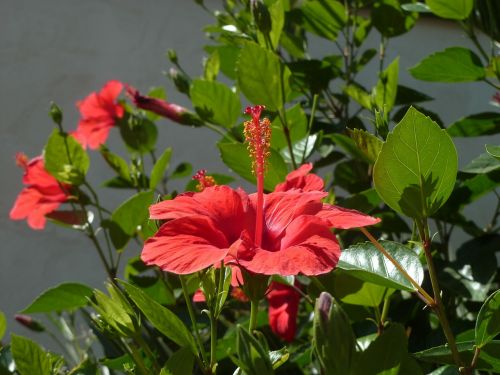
[[243, 105, 272, 176], [192, 169, 216, 192]]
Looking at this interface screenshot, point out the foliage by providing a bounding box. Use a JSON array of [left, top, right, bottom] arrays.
[[4, 0, 500, 374]]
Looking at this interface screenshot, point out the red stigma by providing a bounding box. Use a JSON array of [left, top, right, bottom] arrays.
[[193, 169, 216, 192]]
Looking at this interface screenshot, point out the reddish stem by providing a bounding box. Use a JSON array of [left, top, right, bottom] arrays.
[[255, 167, 264, 247]]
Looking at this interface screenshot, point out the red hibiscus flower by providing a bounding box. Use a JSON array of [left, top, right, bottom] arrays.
[[141, 106, 379, 277], [72, 80, 124, 149], [266, 282, 301, 342], [10, 153, 71, 230]]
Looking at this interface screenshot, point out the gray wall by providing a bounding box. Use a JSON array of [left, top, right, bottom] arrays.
[[1, 0, 498, 346]]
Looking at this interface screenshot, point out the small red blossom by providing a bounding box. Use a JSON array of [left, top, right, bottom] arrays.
[[72, 80, 124, 149], [266, 282, 301, 342], [10, 153, 71, 230], [126, 85, 191, 124]]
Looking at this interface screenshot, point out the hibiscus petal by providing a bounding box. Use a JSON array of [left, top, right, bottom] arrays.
[[150, 186, 247, 241], [99, 80, 123, 103], [22, 158, 56, 188], [238, 215, 340, 276], [254, 191, 326, 242], [274, 163, 324, 192], [318, 204, 381, 229], [10, 188, 43, 220], [267, 282, 301, 342], [141, 215, 231, 274]]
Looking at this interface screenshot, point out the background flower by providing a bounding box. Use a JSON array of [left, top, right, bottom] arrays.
[[10, 153, 71, 230], [72, 80, 124, 149]]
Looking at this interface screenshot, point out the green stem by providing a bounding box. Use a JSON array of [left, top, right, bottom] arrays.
[[135, 333, 160, 374], [249, 300, 259, 333], [277, 110, 297, 169], [417, 220, 464, 369], [209, 312, 217, 373], [301, 94, 319, 163], [122, 338, 149, 375], [83, 181, 115, 274], [359, 227, 434, 305], [180, 276, 209, 368]]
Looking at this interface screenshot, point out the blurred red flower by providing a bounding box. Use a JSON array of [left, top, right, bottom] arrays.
[[266, 282, 301, 342], [72, 80, 124, 149], [10, 153, 71, 230]]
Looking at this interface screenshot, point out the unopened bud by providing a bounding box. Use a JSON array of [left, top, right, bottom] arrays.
[[49, 102, 63, 127], [15, 314, 45, 332], [168, 68, 191, 95], [167, 49, 178, 64]]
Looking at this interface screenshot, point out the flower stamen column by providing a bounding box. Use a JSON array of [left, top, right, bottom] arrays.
[[243, 105, 271, 247]]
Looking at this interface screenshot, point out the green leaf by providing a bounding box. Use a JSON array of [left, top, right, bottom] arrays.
[[347, 129, 383, 164], [11, 335, 51, 375], [373, 107, 458, 219], [204, 49, 220, 81], [486, 145, 500, 160], [0, 311, 5, 341], [426, 0, 473, 20], [410, 47, 485, 82], [44, 129, 89, 185], [301, 0, 346, 41], [119, 280, 198, 355], [313, 292, 357, 374], [21, 282, 93, 313], [332, 271, 392, 307], [353, 324, 408, 375], [235, 325, 273, 375], [218, 142, 287, 191], [256, 0, 285, 50], [99, 146, 130, 181], [328, 133, 372, 163], [269, 348, 289, 370], [237, 42, 291, 111], [476, 290, 500, 348], [344, 84, 372, 110], [414, 340, 500, 372], [108, 191, 154, 250], [190, 79, 241, 128], [150, 147, 172, 189], [111, 191, 154, 236], [162, 347, 194, 375], [170, 162, 193, 180], [462, 153, 500, 174], [374, 57, 399, 112], [338, 240, 424, 291], [395, 85, 434, 106], [120, 116, 158, 153], [447, 112, 500, 137], [372, 0, 418, 37], [271, 104, 308, 150]]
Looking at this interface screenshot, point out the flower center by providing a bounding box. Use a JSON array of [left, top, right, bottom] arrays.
[[192, 169, 216, 192], [244, 105, 271, 247]]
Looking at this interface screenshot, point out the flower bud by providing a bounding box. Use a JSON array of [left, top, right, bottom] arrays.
[[49, 102, 63, 126], [168, 68, 191, 96], [167, 49, 178, 64], [15, 314, 45, 332]]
